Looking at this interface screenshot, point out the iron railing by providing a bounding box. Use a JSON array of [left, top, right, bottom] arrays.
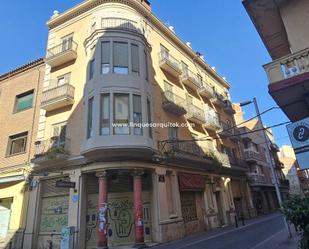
[[199, 81, 215, 96], [162, 91, 186, 108], [46, 41, 78, 59], [186, 104, 205, 122], [244, 149, 261, 161], [35, 137, 70, 157], [101, 17, 141, 33], [41, 83, 75, 107], [247, 173, 267, 184], [180, 68, 202, 88], [158, 51, 182, 72]]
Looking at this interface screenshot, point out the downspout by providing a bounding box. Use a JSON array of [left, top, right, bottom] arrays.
[[21, 64, 42, 249]]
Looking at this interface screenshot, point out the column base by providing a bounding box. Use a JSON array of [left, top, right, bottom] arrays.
[[133, 243, 148, 248]]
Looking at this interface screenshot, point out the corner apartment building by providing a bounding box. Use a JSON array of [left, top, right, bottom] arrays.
[[0, 59, 44, 249], [280, 145, 309, 196], [23, 1, 254, 249], [243, 0, 309, 122], [234, 104, 288, 215]]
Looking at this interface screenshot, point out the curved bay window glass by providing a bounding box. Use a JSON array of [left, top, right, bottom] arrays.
[[131, 44, 140, 76], [114, 94, 130, 134], [101, 41, 110, 74], [113, 42, 129, 74], [133, 95, 142, 135], [100, 94, 110, 135], [87, 97, 94, 139]]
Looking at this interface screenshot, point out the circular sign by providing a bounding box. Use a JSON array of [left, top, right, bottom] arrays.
[[293, 125, 309, 142]]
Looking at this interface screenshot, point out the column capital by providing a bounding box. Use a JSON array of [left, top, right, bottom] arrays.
[[96, 170, 107, 178], [132, 169, 144, 177]]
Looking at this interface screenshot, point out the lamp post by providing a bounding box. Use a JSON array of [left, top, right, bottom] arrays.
[[240, 97, 292, 238]]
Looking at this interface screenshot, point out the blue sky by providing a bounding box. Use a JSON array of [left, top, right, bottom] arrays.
[[0, 0, 291, 146]]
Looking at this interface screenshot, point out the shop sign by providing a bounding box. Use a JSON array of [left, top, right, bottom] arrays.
[[56, 180, 76, 189], [287, 117, 309, 170]]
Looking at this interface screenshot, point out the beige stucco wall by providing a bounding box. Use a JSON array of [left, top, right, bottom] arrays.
[[279, 0, 309, 53]]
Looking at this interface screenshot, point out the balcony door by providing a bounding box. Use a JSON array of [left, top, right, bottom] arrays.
[[61, 35, 73, 52]]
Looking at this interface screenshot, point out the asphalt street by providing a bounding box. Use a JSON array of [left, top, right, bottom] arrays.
[[152, 214, 293, 249]]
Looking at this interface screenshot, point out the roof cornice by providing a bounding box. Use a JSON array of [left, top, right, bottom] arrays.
[[47, 0, 229, 88], [0, 58, 44, 82]]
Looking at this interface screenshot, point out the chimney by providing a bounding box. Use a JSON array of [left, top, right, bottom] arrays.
[[140, 0, 151, 11]]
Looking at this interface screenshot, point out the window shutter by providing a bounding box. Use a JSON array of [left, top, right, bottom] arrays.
[[113, 42, 128, 67], [101, 42, 110, 64], [131, 44, 139, 73]]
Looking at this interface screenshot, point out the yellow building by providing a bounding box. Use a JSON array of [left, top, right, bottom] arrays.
[[21, 1, 255, 248], [0, 59, 44, 249]]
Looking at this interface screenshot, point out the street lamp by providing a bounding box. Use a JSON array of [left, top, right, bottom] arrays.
[[240, 97, 292, 237]]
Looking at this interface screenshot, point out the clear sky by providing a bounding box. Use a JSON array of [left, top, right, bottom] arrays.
[[0, 0, 291, 147]]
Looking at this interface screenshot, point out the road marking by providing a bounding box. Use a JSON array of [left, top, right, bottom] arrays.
[[251, 229, 284, 249]]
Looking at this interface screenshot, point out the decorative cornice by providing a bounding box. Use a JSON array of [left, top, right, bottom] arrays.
[[0, 58, 44, 82], [47, 0, 230, 88]]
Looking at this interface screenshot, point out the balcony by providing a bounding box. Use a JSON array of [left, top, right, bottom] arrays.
[[158, 52, 182, 77], [211, 92, 226, 107], [223, 100, 235, 114], [244, 149, 261, 163], [264, 47, 309, 121], [34, 137, 70, 165], [198, 81, 215, 99], [204, 114, 222, 131], [41, 83, 75, 111], [180, 68, 202, 90], [186, 104, 205, 124], [46, 41, 78, 68], [219, 122, 239, 140], [162, 91, 187, 116], [247, 173, 267, 186]]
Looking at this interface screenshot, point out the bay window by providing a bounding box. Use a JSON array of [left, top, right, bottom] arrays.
[[114, 94, 130, 134], [101, 41, 110, 74], [100, 94, 110, 135], [133, 95, 142, 135], [131, 44, 140, 75], [113, 42, 129, 74], [87, 97, 94, 139], [147, 99, 152, 138]]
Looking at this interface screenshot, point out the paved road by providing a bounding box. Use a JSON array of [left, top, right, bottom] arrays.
[[152, 214, 293, 249]]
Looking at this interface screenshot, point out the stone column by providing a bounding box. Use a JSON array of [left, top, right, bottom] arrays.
[[96, 171, 108, 249], [133, 170, 145, 247]]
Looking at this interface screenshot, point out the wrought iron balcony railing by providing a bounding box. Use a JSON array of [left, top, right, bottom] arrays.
[[34, 137, 70, 158], [41, 83, 75, 111], [244, 149, 261, 162], [46, 41, 78, 59], [180, 68, 202, 88], [247, 173, 267, 185], [158, 51, 182, 75], [199, 81, 215, 99], [162, 91, 187, 116], [186, 104, 205, 124]]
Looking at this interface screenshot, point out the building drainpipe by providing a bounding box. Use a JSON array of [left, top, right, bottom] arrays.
[[20, 64, 42, 249]]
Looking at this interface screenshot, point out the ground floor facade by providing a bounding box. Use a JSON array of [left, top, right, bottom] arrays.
[[0, 166, 29, 249], [22, 161, 255, 249]]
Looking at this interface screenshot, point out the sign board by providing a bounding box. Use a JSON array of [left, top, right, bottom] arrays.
[[56, 180, 76, 189], [287, 117, 309, 170]]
